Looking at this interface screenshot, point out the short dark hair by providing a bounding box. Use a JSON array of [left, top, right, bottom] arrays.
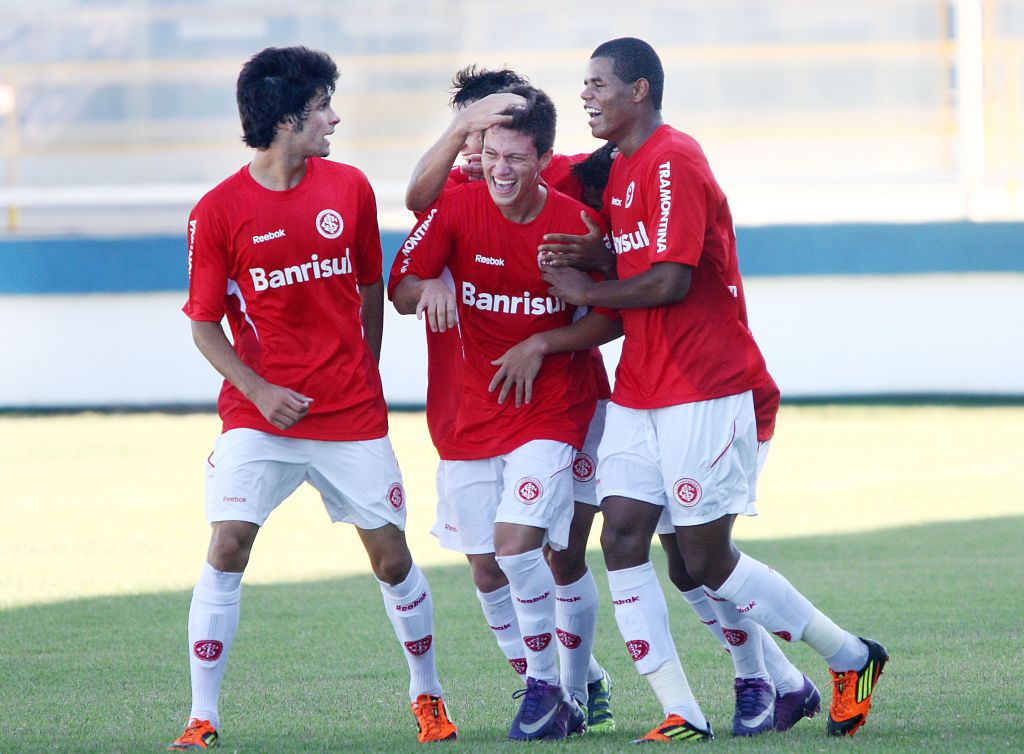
[[495, 84, 556, 156], [570, 142, 617, 203], [449, 65, 529, 108], [590, 37, 664, 111], [236, 46, 338, 149]]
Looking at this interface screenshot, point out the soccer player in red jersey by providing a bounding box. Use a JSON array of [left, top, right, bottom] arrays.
[[540, 38, 889, 742], [540, 148, 822, 736], [395, 68, 618, 732], [390, 86, 620, 741], [168, 46, 456, 750]]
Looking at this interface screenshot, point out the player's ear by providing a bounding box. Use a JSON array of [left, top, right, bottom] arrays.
[[538, 149, 553, 171], [632, 77, 650, 105]]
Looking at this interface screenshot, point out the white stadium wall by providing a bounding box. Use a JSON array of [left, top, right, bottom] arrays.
[[3, 272, 1022, 410]]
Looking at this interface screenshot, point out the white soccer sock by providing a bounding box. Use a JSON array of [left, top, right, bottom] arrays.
[[704, 588, 770, 681], [761, 630, 805, 695], [646, 659, 708, 730], [714, 552, 864, 669], [607, 562, 678, 675], [187, 562, 242, 728], [819, 626, 870, 672], [377, 564, 442, 700], [680, 586, 729, 651], [555, 568, 600, 705], [495, 548, 560, 684], [587, 655, 604, 685], [476, 585, 527, 677]]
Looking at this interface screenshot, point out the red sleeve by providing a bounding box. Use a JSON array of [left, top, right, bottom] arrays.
[[353, 177, 383, 286], [642, 153, 707, 267], [386, 199, 453, 300], [181, 200, 229, 322]]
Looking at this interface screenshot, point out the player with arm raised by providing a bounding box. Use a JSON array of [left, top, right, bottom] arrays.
[[540, 37, 888, 742], [168, 46, 456, 750], [391, 86, 618, 741], [394, 67, 618, 732]]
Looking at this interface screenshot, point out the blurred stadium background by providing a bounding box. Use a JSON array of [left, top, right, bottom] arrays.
[[1, 0, 1022, 408]]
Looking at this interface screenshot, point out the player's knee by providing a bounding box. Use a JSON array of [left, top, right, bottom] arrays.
[[547, 547, 586, 585], [469, 556, 508, 592], [370, 551, 413, 586]]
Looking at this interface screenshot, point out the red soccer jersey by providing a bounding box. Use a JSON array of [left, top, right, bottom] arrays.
[[604, 125, 770, 409], [184, 157, 388, 440], [390, 182, 608, 460]]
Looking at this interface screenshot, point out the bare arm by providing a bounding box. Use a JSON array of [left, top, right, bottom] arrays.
[[391, 275, 458, 333], [191, 319, 312, 430], [405, 92, 526, 213], [488, 311, 623, 407], [542, 262, 691, 310], [359, 278, 384, 364]]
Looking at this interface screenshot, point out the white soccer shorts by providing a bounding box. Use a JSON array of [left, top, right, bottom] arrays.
[[204, 428, 407, 530], [571, 399, 607, 507], [432, 439, 575, 554], [596, 391, 759, 528]]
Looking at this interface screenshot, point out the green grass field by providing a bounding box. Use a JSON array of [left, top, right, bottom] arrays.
[[1, 406, 1022, 752]]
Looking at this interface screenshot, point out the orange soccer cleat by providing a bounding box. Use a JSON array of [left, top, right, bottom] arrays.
[[633, 713, 713, 743], [411, 694, 458, 743], [827, 637, 889, 736], [167, 718, 218, 750]]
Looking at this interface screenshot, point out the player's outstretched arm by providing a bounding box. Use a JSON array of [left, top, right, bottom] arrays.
[[537, 211, 616, 277], [405, 92, 527, 213], [391, 275, 458, 333], [488, 311, 622, 407], [359, 278, 384, 364], [191, 320, 312, 430], [542, 261, 691, 310]]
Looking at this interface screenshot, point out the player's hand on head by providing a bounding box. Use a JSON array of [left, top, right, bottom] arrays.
[[459, 92, 527, 133], [538, 211, 614, 274], [488, 336, 545, 408], [415, 279, 458, 333], [542, 265, 592, 307], [253, 384, 313, 430]]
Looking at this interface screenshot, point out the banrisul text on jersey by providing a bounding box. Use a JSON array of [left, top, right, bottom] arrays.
[[249, 249, 352, 291]]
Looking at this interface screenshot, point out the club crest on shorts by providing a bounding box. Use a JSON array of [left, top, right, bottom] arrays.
[[524, 633, 551, 651], [626, 639, 649, 662], [673, 478, 702, 507], [572, 453, 595, 482], [404, 635, 433, 656], [722, 628, 748, 646], [387, 482, 405, 510], [514, 477, 543, 505], [556, 628, 582, 649], [315, 208, 343, 239], [193, 640, 223, 662]]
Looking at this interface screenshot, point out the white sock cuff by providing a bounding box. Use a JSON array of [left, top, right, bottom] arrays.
[[494, 547, 546, 576], [680, 586, 708, 606], [377, 564, 425, 601], [555, 568, 598, 612], [607, 560, 657, 593], [193, 562, 242, 605], [476, 584, 512, 606], [714, 552, 758, 602]]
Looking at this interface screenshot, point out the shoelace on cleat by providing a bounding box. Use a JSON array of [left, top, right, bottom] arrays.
[[736, 682, 771, 716], [830, 670, 856, 718], [512, 684, 547, 722], [413, 698, 446, 738]]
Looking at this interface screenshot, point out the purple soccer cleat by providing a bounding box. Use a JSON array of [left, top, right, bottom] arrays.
[[775, 674, 822, 732], [732, 677, 776, 736]]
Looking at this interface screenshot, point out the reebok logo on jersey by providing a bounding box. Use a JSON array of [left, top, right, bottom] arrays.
[[249, 250, 352, 291], [612, 221, 650, 254], [474, 254, 505, 266], [187, 219, 197, 277], [252, 228, 286, 244], [656, 161, 672, 253], [461, 281, 566, 316]]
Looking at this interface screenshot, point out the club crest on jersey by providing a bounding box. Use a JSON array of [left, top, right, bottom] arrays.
[[572, 452, 595, 482], [524, 633, 552, 651], [316, 208, 343, 239], [626, 639, 649, 662], [674, 478, 702, 507], [387, 482, 405, 510], [404, 635, 433, 656], [723, 628, 748, 646], [515, 477, 543, 505], [624, 180, 636, 208], [193, 640, 223, 662], [557, 628, 582, 649]]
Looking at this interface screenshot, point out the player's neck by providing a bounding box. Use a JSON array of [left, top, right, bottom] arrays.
[[497, 183, 547, 224], [249, 147, 310, 191], [616, 113, 664, 158]]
